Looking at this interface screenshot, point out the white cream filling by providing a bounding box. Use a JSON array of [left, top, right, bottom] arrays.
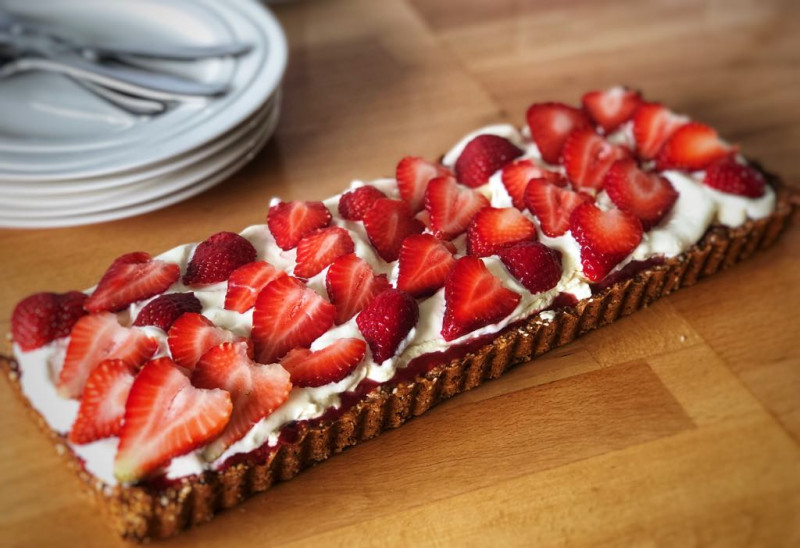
[[13, 122, 776, 486]]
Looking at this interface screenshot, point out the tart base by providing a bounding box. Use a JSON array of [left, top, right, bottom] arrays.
[[1, 178, 795, 542]]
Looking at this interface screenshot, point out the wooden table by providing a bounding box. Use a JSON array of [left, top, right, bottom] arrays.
[[1, 0, 799, 545]]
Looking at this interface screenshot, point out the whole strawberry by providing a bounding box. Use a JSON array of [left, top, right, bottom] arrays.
[[183, 232, 257, 286]]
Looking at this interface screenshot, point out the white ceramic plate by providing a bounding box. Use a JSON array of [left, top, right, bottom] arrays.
[[0, 0, 286, 180], [0, 91, 278, 198], [0, 107, 278, 228], [0, 100, 279, 218]]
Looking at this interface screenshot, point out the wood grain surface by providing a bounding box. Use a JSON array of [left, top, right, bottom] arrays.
[[1, 0, 799, 546]]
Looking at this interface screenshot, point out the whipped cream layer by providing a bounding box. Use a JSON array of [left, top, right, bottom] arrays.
[[14, 123, 776, 486]]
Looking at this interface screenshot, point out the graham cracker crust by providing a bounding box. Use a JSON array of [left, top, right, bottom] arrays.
[[1, 176, 795, 541]]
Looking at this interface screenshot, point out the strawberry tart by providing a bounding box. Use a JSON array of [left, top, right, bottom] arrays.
[[2, 87, 794, 540]]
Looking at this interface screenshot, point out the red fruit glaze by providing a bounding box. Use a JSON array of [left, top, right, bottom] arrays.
[[441, 256, 521, 341], [11, 291, 87, 351], [84, 252, 179, 313], [455, 134, 523, 188]]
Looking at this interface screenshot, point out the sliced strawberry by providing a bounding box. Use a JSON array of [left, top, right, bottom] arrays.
[[114, 357, 232, 482], [325, 253, 390, 324], [441, 256, 521, 341], [632, 102, 686, 160], [498, 241, 563, 294], [526, 102, 592, 164], [524, 177, 592, 237], [192, 341, 291, 460], [183, 232, 256, 286], [582, 87, 642, 133], [280, 338, 366, 387], [396, 234, 457, 298], [425, 176, 490, 240], [396, 157, 452, 212], [68, 359, 135, 445], [294, 227, 355, 279], [167, 313, 245, 370], [252, 276, 336, 364], [570, 203, 643, 281], [500, 159, 561, 210], [11, 291, 87, 351], [604, 159, 679, 229], [58, 312, 158, 399], [225, 261, 286, 313], [703, 157, 766, 198], [84, 252, 180, 313], [562, 128, 631, 192], [338, 185, 387, 221], [466, 207, 537, 257], [132, 292, 202, 331], [455, 135, 524, 188], [416, 208, 432, 231], [267, 200, 332, 250], [656, 122, 732, 171], [363, 198, 425, 262], [356, 289, 418, 363]]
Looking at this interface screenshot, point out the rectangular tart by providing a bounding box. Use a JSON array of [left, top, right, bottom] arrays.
[[2, 88, 796, 541]]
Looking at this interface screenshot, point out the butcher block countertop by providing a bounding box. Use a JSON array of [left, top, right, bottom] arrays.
[[1, 0, 799, 546]]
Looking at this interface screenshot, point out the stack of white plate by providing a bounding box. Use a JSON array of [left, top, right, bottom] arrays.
[[0, 0, 287, 228]]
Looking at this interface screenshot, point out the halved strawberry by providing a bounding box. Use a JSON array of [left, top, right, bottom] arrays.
[[526, 102, 592, 164], [84, 252, 180, 313], [167, 313, 245, 370], [280, 338, 366, 387], [68, 359, 135, 445], [294, 227, 355, 279], [703, 157, 766, 198], [455, 134, 524, 188], [570, 203, 643, 281], [11, 291, 87, 351], [325, 253, 390, 324], [57, 312, 158, 399], [183, 232, 256, 286], [192, 341, 291, 460], [252, 276, 336, 364], [581, 87, 642, 133], [524, 177, 591, 237], [424, 176, 490, 240], [441, 256, 521, 341], [132, 292, 202, 331], [498, 242, 563, 294], [500, 159, 561, 210], [267, 200, 332, 250], [114, 357, 232, 483], [396, 157, 452, 212], [656, 122, 732, 171], [466, 207, 537, 257], [562, 128, 631, 192], [632, 102, 686, 160], [396, 234, 457, 298], [603, 159, 679, 229], [356, 289, 418, 363], [338, 185, 387, 221], [224, 261, 286, 313], [363, 198, 425, 262]]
